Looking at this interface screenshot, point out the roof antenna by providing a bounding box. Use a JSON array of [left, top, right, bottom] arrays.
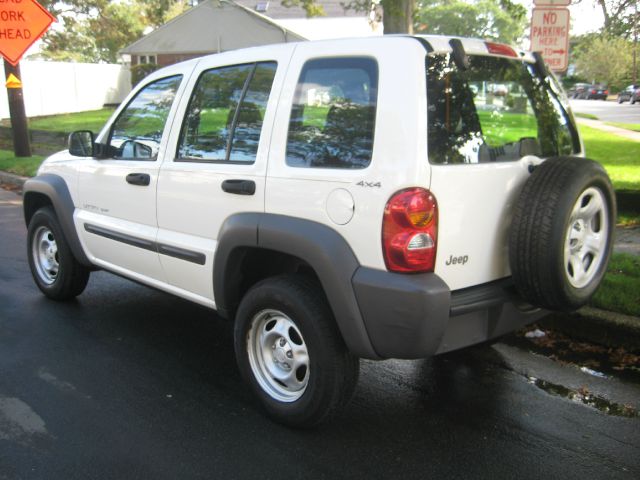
[[532, 51, 550, 79], [449, 38, 469, 71]]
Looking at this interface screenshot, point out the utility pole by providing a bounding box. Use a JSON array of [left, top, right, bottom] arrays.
[[3, 60, 32, 157], [634, 2, 638, 85]]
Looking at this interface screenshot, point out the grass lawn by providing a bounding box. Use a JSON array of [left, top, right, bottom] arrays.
[[579, 125, 640, 192], [591, 253, 640, 317], [0, 108, 115, 134], [574, 112, 599, 120], [605, 122, 640, 133], [0, 150, 43, 177]]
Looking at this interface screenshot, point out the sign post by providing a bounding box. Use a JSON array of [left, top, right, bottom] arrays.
[[1, 0, 55, 157], [530, 6, 570, 73]]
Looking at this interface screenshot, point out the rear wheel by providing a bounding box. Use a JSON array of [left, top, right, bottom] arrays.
[[509, 157, 615, 311], [234, 275, 359, 428], [27, 207, 89, 300]]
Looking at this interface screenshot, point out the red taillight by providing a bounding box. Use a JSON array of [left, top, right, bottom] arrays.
[[604, 90, 609, 94], [485, 42, 518, 58], [591, 89, 596, 94], [382, 188, 438, 273]]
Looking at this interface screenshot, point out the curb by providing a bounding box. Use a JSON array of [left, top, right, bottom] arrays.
[[541, 307, 640, 351], [0, 170, 28, 189]]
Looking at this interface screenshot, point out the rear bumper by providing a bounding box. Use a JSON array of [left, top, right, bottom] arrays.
[[352, 267, 545, 359]]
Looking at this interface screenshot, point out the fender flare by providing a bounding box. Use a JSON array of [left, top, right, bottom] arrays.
[[214, 213, 378, 359], [23, 174, 93, 267]]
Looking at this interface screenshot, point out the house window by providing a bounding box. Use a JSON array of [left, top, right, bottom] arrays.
[[138, 55, 156, 65]]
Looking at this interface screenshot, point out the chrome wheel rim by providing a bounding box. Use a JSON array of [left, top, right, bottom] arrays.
[[563, 187, 609, 289], [32, 226, 59, 285], [247, 309, 310, 402]]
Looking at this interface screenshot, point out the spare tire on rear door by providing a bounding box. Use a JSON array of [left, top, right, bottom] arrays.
[[509, 157, 616, 311]]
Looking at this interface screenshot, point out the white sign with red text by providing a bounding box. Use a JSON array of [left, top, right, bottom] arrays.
[[530, 8, 570, 72]]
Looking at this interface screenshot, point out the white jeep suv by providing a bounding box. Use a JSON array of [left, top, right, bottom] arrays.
[[23, 36, 615, 427]]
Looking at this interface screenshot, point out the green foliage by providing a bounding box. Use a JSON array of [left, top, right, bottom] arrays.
[[131, 63, 161, 86], [280, 0, 326, 17], [589, 0, 638, 38], [572, 34, 635, 92], [37, 1, 190, 64], [414, 0, 527, 43]]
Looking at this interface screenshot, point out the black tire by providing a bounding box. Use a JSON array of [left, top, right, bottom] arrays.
[[618, 97, 624, 104], [509, 157, 616, 311], [27, 206, 90, 300], [234, 274, 359, 428], [632, 97, 637, 105]]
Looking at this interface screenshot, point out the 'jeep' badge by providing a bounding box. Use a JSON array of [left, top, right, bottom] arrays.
[[446, 255, 469, 266]]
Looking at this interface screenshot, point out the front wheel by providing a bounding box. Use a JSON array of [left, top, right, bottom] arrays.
[[234, 275, 359, 428], [27, 207, 89, 300]]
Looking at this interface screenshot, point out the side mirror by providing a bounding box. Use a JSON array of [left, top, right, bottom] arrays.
[[68, 130, 95, 157]]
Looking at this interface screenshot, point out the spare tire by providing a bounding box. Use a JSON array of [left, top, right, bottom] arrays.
[[509, 157, 616, 311]]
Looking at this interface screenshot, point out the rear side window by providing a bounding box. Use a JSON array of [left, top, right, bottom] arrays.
[[178, 62, 277, 163], [426, 54, 579, 164], [286, 57, 378, 169]]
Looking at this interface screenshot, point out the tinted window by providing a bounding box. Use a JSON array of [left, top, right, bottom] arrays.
[[426, 54, 579, 164], [286, 57, 378, 169], [178, 62, 277, 163], [110, 75, 182, 160]]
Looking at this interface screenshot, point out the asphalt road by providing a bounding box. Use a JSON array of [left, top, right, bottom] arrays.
[[569, 98, 640, 124], [1, 188, 639, 480]]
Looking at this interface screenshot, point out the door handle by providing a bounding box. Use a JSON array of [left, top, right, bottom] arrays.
[[221, 179, 256, 196], [126, 173, 151, 186]]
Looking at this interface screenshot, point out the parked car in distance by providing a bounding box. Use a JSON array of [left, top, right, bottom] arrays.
[[567, 82, 589, 98], [583, 84, 609, 100], [617, 85, 639, 104]]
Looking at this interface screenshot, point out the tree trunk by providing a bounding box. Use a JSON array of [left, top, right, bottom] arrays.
[[382, 0, 414, 34]]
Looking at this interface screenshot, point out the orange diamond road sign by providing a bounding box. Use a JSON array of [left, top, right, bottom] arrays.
[[0, 0, 55, 66]]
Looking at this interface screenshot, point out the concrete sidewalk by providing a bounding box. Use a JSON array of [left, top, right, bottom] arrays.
[[576, 117, 640, 142]]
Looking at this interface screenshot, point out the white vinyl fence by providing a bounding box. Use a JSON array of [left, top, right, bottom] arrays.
[[1, 61, 131, 119]]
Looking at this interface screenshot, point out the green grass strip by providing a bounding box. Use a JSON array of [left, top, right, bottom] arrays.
[[604, 122, 640, 133], [591, 253, 640, 317], [579, 125, 640, 192], [0, 150, 44, 177], [0, 108, 116, 134]]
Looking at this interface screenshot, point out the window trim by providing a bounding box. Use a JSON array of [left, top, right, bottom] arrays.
[[106, 74, 183, 162], [175, 61, 278, 165]]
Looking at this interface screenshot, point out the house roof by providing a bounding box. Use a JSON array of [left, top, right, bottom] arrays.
[[233, 0, 362, 19], [120, 0, 306, 56]]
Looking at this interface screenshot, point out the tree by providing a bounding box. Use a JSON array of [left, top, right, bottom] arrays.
[[572, 34, 634, 91], [37, 1, 190, 63], [414, 0, 527, 44], [592, 0, 637, 38]]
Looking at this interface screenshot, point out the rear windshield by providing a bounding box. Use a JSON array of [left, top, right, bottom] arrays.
[[426, 54, 579, 164]]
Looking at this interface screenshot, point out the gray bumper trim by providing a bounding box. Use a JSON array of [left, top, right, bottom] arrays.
[[353, 268, 544, 359]]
